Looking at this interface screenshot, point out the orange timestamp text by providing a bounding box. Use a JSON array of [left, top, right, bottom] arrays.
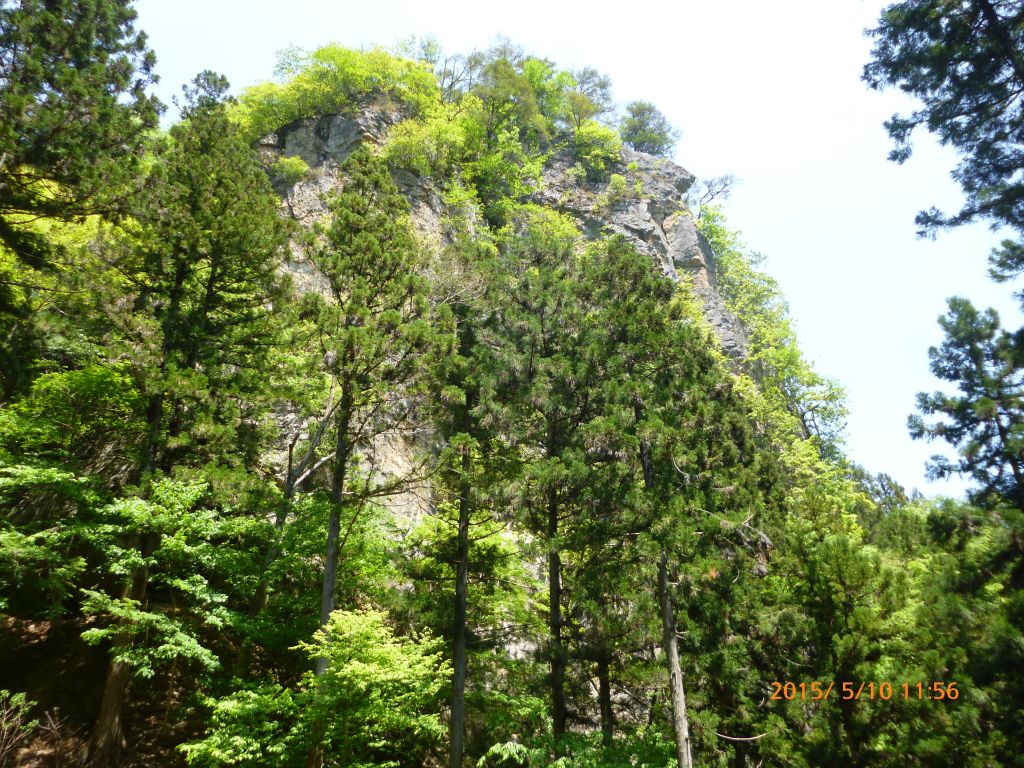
[[769, 681, 960, 702]]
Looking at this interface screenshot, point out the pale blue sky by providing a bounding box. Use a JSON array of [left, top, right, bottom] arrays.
[[135, 0, 1022, 497]]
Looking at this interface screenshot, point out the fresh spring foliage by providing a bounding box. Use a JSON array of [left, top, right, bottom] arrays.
[[181, 610, 450, 768]]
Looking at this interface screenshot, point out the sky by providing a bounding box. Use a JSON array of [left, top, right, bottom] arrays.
[[134, 0, 1023, 497]]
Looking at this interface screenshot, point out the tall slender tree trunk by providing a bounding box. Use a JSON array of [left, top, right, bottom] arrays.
[[307, 389, 353, 768], [635, 401, 693, 768], [658, 551, 694, 768], [448, 446, 472, 768], [317, 394, 352, 666], [548, 485, 568, 739], [597, 653, 614, 747]]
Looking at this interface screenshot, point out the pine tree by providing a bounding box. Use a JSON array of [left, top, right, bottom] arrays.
[[909, 296, 1024, 508], [477, 206, 594, 741], [618, 101, 679, 157], [84, 72, 293, 767], [864, 1, 1024, 270], [0, 0, 160, 269], [304, 146, 446, 655]]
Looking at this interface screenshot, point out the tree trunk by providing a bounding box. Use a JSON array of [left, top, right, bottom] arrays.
[[315, 394, 352, 674], [658, 550, 693, 768], [84, 541, 153, 767], [597, 654, 614, 747], [547, 485, 568, 739], [448, 447, 472, 768], [307, 390, 353, 768], [83, 658, 131, 767], [635, 401, 693, 768]]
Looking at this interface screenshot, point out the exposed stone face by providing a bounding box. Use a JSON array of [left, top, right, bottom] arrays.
[[531, 146, 747, 357], [262, 108, 749, 524]]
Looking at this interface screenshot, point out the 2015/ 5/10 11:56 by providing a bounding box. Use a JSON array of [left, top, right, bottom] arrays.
[[769, 681, 960, 701]]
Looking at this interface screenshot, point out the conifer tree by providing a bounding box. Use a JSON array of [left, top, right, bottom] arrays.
[[864, 1, 1024, 248], [0, 0, 160, 269], [909, 296, 1024, 508], [84, 72, 293, 767], [478, 207, 594, 740], [304, 146, 446, 654]]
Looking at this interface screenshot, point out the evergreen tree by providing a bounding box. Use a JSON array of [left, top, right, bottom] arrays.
[[0, 0, 160, 269], [909, 296, 1024, 508], [864, 1, 1024, 273], [83, 72, 293, 767], [478, 206, 594, 741], [305, 145, 444, 647], [618, 101, 679, 157]]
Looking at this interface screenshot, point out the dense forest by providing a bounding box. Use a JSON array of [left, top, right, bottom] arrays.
[[1, 1, 1023, 767]]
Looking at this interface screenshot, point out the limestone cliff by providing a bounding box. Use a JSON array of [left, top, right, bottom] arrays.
[[257, 104, 748, 523], [258, 104, 745, 358]]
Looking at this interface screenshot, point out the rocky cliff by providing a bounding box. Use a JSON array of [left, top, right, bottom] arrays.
[[257, 103, 748, 523], [258, 103, 746, 356]]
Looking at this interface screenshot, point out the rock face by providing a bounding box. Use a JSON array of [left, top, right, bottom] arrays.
[[530, 147, 746, 358], [261, 108, 748, 522], [265, 113, 746, 358]]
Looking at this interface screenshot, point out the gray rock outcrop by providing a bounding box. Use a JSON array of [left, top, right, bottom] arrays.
[[259, 107, 750, 524]]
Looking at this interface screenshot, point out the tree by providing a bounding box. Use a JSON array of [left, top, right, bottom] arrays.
[[478, 207, 594, 741], [0, 0, 160, 269], [83, 72, 293, 767], [863, 1, 1024, 269], [619, 101, 679, 157], [563, 67, 614, 130], [909, 296, 1024, 508], [302, 145, 447, 683]]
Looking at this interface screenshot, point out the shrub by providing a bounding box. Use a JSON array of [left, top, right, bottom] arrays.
[[593, 173, 630, 210], [385, 100, 474, 177], [573, 120, 621, 180], [270, 155, 311, 186], [181, 609, 450, 768], [0, 690, 38, 765]]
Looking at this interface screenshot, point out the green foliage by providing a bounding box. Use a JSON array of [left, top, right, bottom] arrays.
[[618, 101, 678, 157], [308, 144, 445, 467], [573, 120, 622, 181], [909, 296, 1024, 507], [271, 155, 312, 186], [385, 100, 473, 177], [4, 28, 1022, 768], [108, 72, 293, 474], [77, 479, 245, 679], [480, 730, 674, 768], [592, 173, 630, 210], [300, 610, 450, 765], [232, 46, 439, 141], [864, 1, 1024, 249], [183, 610, 449, 768], [180, 684, 303, 767], [0, 463, 95, 616], [0, 364, 145, 481], [0, 690, 38, 765], [0, 0, 160, 270]]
